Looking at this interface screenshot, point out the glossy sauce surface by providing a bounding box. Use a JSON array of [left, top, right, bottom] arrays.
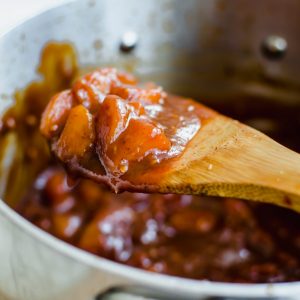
[[40, 68, 215, 190], [2, 43, 300, 284], [18, 166, 300, 283]]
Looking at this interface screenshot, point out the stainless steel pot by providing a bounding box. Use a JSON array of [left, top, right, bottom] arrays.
[[1, 0, 300, 299]]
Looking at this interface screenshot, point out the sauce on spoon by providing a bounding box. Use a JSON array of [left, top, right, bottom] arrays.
[[40, 68, 216, 191]]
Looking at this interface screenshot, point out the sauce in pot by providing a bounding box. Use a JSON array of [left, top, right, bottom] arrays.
[[2, 43, 300, 283], [18, 165, 300, 283]]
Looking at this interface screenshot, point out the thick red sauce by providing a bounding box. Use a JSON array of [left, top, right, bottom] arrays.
[[2, 43, 300, 284], [18, 166, 300, 283], [40, 68, 215, 190]]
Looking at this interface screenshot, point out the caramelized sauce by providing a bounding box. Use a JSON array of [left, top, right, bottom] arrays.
[[0, 43, 78, 205], [1, 42, 300, 283], [18, 165, 300, 283], [40, 68, 216, 191]]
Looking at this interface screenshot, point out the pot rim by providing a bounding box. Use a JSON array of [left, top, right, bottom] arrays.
[[0, 0, 300, 297]]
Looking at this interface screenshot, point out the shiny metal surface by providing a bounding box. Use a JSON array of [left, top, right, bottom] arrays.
[[261, 35, 288, 60], [0, 0, 300, 299], [119, 31, 139, 53]]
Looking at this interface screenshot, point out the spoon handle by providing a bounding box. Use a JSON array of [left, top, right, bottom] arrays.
[[158, 116, 300, 212]]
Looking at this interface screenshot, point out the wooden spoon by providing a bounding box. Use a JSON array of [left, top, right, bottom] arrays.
[[64, 112, 300, 213], [136, 114, 300, 212], [40, 69, 300, 212]]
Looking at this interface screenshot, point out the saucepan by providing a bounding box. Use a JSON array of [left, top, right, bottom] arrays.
[[1, 0, 300, 299]]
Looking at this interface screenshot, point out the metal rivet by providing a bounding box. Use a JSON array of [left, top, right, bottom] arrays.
[[120, 31, 138, 53], [261, 35, 287, 60]]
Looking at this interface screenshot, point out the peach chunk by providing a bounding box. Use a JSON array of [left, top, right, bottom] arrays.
[[73, 71, 110, 112], [110, 85, 166, 105], [40, 90, 74, 139], [52, 212, 83, 242], [108, 118, 171, 166], [97, 96, 171, 173], [96, 94, 171, 174], [97, 95, 132, 145], [73, 68, 137, 112], [116, 71, 137, 85], [56, 105, 95, 160], [136, 87, 166, 105]]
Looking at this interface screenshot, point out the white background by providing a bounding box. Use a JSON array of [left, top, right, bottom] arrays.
[[0, 0, 67, 33]]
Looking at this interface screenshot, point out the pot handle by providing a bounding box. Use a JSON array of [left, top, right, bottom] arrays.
[[95, 286, 289, 300]]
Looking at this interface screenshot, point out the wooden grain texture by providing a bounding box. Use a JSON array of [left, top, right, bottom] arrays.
[[153, 115, 300, 212]]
